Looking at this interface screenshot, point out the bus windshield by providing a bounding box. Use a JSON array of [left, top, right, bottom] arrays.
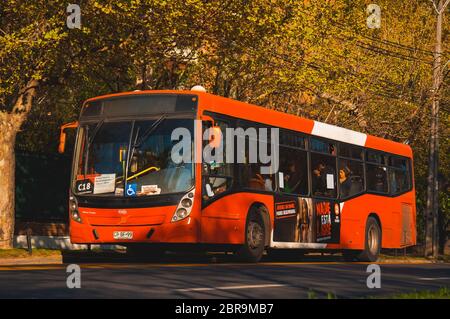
[[73, 118, 194, 197]]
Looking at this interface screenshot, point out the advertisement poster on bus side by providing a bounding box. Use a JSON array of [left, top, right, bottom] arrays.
[[273, 195, 314, 243], [314, 200, 340, 244]]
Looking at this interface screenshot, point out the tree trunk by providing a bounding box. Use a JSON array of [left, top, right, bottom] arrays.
[[0, 113, 22, 249], [0, 79, 38, 249], [425, 0, 444, 258]]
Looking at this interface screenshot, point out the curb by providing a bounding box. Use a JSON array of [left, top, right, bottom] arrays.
[[0, 256, 63, 266]]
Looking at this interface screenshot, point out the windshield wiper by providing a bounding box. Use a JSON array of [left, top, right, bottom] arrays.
[[126, 114, 166, 176], [83, 120, 104, 176], [87, 120, 104, 148], [135, 114, 166, 148]]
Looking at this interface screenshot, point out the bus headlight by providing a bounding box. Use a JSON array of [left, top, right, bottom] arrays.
[[172, 189, 195, 222], [175, 208, 188, 219], [69, 196, 82, 223], [181, 198, 192, 208]]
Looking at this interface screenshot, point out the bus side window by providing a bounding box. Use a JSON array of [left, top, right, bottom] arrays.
[[388, 156, 411, 195], [366, 163, 388, 193], [278, 130, 308, 195], [236, 122, 275, 192], [202, 120, 234, 200], [311, 138, 336, 155], [311, 153, 337, 198], [338, 159, 364, 198]]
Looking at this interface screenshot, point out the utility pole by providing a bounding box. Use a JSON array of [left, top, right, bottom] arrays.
[[425, 0, 448, 258]]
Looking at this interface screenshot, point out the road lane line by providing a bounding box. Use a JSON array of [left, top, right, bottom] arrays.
[[418, 277, 450, 281], [176, 284, 286, 292]]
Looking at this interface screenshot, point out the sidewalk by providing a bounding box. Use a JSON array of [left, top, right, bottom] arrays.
[[0, 255, 63, 266]]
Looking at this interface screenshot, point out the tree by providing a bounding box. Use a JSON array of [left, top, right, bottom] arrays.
[[0, 0, 70, 248], [425, 0, 449, 258]]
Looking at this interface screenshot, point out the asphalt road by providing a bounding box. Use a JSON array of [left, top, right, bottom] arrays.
[[0, 253, 449, 298]]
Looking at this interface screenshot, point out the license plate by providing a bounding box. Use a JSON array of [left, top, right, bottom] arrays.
[[113, 231, 133, 240]]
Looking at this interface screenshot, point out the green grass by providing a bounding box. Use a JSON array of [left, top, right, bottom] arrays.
[[0, 248, 61, 259], [377, 287, 450, 299]]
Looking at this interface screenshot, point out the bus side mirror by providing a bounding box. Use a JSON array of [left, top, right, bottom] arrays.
[[58, 121, 79, 154], [58, 131, 67, 154], [202, 116, 222, 149]]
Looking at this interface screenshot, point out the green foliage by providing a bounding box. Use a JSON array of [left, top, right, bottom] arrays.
[[376, 287, 450, 299]]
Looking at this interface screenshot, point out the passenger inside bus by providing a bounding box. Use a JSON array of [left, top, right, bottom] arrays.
[[247, 163, 274, 191], [312, 162, 326, 195], [312, 161, 336, 197], [281, 160, 306, 194], [339, 166, 352, 197]]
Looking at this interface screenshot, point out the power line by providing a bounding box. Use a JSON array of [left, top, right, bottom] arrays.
[[334, 20, 448, 57], [354, 40, 434, 65]]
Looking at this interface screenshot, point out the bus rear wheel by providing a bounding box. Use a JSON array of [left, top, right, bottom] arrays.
[[236, 209, 265, 263], [343, 217, 381, 262]]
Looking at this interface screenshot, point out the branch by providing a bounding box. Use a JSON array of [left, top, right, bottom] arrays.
[[430, 0, 440, 14], [12, 79, 40, 115], [441, 0, 450, 13], [430, 0, 450, 14], [316, 92, 367, 128]]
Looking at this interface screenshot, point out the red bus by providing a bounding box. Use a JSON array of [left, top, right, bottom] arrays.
[[60, 89, 416, 262]]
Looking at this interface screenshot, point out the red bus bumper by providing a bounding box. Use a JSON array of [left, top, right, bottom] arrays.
[[70, 206, 199, 244]]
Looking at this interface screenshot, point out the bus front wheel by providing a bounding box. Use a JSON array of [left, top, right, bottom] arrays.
[[343, 216, 381, 262], [236, 209, 266, 263]]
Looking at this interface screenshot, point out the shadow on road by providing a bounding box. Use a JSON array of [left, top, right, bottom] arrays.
[[61, 249, 347, 264]]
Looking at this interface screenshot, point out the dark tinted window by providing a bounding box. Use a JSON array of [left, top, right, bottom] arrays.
[[389, 156, 411, 194], [339, 143, 363, 160], [366, 163, 388, 193], [338, 159, 364, 198], [310, 138, 336, 155], [280, 130, 305, 149], [234, 121, 275, 191], [390, 156, 407, 169], [366, 151, 388, 165], [81, 94, 197, 118], [202, 119, 235, 199], [278, 146, 308, 195], [82, 101, 102, 116], [311, 153, 337, 198]]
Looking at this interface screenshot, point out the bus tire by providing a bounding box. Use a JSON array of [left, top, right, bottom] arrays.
[[358, 216, 381, 262], [237, 208, 266, 263]]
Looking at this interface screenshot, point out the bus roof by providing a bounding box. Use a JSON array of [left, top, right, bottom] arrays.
[[84, 90, 413, 158]]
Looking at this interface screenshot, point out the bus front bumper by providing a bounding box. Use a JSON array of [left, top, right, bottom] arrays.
[[69, 217, 199, 245]]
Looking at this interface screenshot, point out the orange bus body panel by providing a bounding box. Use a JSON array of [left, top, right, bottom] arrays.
[[200, 193, 274, 244], [337, 192, 416, 250]]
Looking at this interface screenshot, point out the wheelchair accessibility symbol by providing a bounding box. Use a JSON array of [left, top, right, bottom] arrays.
[[126, 183, 137, 197]]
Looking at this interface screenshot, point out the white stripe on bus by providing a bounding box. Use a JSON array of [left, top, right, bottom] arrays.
[[311, 121, 367, 146]]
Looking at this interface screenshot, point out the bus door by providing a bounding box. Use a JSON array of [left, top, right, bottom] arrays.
[[273, 194, 314, 243], [313, 199, 340, 244]]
